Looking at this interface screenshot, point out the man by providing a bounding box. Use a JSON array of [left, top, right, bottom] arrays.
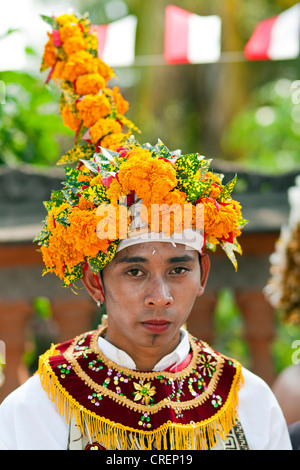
[[0, 140, 292, 450]]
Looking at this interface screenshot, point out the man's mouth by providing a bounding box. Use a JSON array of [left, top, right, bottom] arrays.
[[141, 320, 171, 333]]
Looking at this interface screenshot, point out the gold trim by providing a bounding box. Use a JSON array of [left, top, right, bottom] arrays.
[[63, 328, 225, 414]]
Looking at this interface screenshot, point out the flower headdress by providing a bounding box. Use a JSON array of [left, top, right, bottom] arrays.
[[34, 138, 247, 288], [40, 12, 138, 165]]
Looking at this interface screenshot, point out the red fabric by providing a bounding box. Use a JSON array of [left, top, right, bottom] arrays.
[[164, 5, 191, 64], [244, 16, 278, 60]]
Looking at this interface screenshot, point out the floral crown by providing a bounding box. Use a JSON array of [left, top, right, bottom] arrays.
[[34, 138, 247, 288], [40, 12, 138, 165]]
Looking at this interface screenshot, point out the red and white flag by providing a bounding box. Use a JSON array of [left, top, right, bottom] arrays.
[[91, 15, 137, 67], [164, 5, 221, 64], [244, 3, 300, 60]]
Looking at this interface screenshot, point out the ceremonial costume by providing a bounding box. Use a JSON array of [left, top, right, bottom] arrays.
[[0, 11, 292, 450], [0, 329, 291, 450]]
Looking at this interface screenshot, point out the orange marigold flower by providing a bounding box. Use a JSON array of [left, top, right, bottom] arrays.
[[96, 58, 114, 81], [42, 32, 57, 68], [209, 184, 222, 199], [142, 189, 190, 236], [68, 208, 110, 258], [61, 104, 81, 132], [41, 224, 83, 280], [100, 132, 129, 151], [75, 73, 106, 96], [201, 197, 242, 240], [118, 150, 177, 205], [59, 23, 83, 43], [76, 93, 111, 128], [76, 197, 94, 211], [106, 178, 127, 206], [89, 118, 122, 144], [51, 60, 65, 80], [63, 35, 86, 56], [112, 86, 129, 115], [62, 50, 99, 82]]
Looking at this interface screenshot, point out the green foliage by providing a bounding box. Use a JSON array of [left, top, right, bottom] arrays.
[[272, 315, 300, 375], [0, 71, 72, 166], [222, 78, 300, 173], [212, 288, 250, 367]]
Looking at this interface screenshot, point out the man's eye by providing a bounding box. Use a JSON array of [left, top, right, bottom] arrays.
[[127, 268, 143, 277], [171, 267, 188, 275]]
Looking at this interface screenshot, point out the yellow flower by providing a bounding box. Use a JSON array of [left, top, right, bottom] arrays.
[[63, 35, 86, 56], [85, 31, 98, 53], [61, 104, 81, 132], [75, 73, 106, 96], [76, 94, 111, 128], [89, 118, 122, 144], [133, 381, 156, 405], [56, 13, 78, 27], [106, 178, 127, 205]]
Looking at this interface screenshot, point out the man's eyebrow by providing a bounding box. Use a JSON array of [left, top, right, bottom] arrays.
[[115, 255, 149, 264], [115, 253, 197, 265], [168, 254, 196, 263]]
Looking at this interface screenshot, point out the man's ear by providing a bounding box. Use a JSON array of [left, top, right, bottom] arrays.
[[197, 253, 210, 297], [81, 267, 105, 303]]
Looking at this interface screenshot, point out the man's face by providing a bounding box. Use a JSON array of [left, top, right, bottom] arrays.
[[99, 242, 209, 356]]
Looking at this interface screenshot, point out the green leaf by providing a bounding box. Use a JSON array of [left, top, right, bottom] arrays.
[[64, 167, 90, 187], [50, 190, 66, 207], [220, 241, 243, 271], [55, 207, 70, 227], [87, 241, 119, 274], [33, 226, 50, 245], [154, 139, 172, 159], [179, 179, 211, 203], [40, 14, 59, 29], [217, 175, 237, 202], [80, 184, 108, 205], [63, 263, 84, 287], [62, 188, 79, 206], [198, 159, 213, 179], [175, 154, 201, 179]]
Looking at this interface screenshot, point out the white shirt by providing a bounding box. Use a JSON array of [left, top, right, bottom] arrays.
[[0, 330, 292, 450]]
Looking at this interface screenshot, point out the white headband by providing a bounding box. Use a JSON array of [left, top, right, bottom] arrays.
[[116, 228, 205, 254]]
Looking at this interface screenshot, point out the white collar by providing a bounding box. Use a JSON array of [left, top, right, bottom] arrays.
[[97, 328, 190, 371]]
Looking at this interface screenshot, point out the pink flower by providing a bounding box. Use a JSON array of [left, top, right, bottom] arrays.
[[52, 30, 63, 47]]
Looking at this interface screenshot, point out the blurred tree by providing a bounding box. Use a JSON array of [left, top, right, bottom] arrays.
[[0, 70, 73, 166], [221, 78, 300, 173]]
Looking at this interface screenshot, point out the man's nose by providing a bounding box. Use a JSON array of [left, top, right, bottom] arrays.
[[144, 278, 174, 308]]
